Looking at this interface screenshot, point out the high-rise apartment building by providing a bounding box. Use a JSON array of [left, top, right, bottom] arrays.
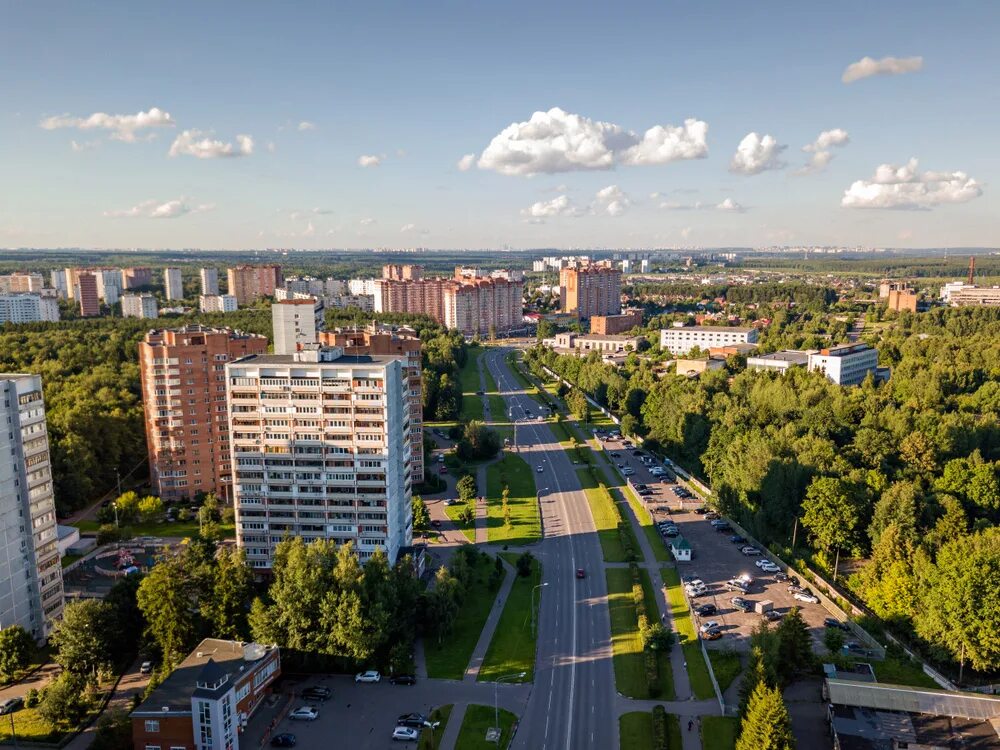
[[200, 268, 220, 296], [319, 325, 424, 483], [0, 293, 60, 323], [139, 326, 269, 501], [0, 273, 45, 294], [0, 374, 64, 639], [164, 268, 184, 300], [199, 294, 238, 313], [121, 293, 158, 319], [382, 264, 423, 281], [227, 346, 414, 569], [559, 262, 622, 319], [272, 298, 325, 355], [226, 265, 283, 306], [122, 267, 153, 290], [50, 270, 67, 298], [76, 272, 101, 317], [94, 269, 123, 305]]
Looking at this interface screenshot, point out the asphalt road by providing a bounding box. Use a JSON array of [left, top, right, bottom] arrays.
[[483, 349, 618, 750]]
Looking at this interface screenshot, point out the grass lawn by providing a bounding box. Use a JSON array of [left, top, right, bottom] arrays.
[[486, 453, 541, 545], [662, 566, 716, 700], [708, 649, 743, 694], [72, 519, 235, 540], [638, 568, 676, 700], [479, 553, 541, 683], [418, 704, 454, 750], [619, 712, 653, 750], [701, 716, 739, 750], [0, 685, 109, 744], [61, 552, 83, 568], [444, 502, 477, 543], [424, 554, 504, 679], [460, 347, 486, 421], [584, 487, 626, 563], [607, 568, 671, 700], [0, 646, 49, 689], [455, 704, 518, 750], [666, 713, 683, 749], [871, 648, 939, 688], [611, 486, 670, 563]]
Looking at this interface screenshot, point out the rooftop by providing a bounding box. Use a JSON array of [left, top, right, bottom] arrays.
[[232, 350, 404, 366], [664, 325, 756, 333], [749, 350, 811, 365]]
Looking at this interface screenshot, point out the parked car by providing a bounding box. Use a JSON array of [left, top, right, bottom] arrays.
[[610, 452, 621, 458], [392, 726, 420, 742], [741, 546, 761, 556], [622, 468, 635, 476], [271, 733, 297, 747], [709, 519, 728, 527], [695, 603, 717, 617], [729, 535, 746, 545], [355, 670, 381, 683], [0, 697, 23, 715], [701, 629, 723, 641], [661, 528, 679, 538], [693, 507, 708, 514], [289, 707, 319, 721], [793, 591, 820, 604], [389, 674, 417, 686], [731, 597, 753, 612], [762, 610, 783, 622], [633, 483, 647, 490], [787, 584, 807, 594], [824, 618, 851, 632], [439, 466, 447, 474], [704, 512, 720, 520], [397, 713, 439, 729], [725, 579, 751, 593], [758, 561, 780, 573], [301, 688, 331, 701], [140, 661, 153, 675], [638, 489, 653, 496], [699, 620, 721, 633], [714, 523, 732, 532]]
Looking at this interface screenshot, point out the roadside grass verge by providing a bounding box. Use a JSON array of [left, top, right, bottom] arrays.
[[486, 453, 541, 545], [425, 554, 505, 679], [638, 568, 676, 700], [612, 486, 670, 563], [455, 704, 518, 750], [460, 346, 485, 421], [607, 567, 649, 699], [700, 716, 738, 750], [418, 704, 454, 750], [707, 649, 743, 694], [479, 554, 542, 683], [444, 502, 476, 543], [619, 712, 653, 750], [662, 566, 716, 700], [585, 486, 627, 563], [666, 713, 682, 749]]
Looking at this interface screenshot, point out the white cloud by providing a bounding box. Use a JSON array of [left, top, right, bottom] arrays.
[[40, 106, 174, 142], [266, 141, 276, 153], [521, 195, 581, 219], [730, 132, 786, 175], [359, 154, 382, 168], [660, 198, 746, 212], [457, 153, 476, 171], [842, 55, 923, 84], [104, 198, 214, 219], [400, 223, 416, 232], [841, 158, 982, 210], [70, 140, 100, 152], [359, 218, 376, 226], [716, 198, 746, 213], [297, 121, 316, 131], [593, 185, 631, 217], [798, 128, 850, 174], [169, 130, 254, 159], [475, 107, 707, 176]]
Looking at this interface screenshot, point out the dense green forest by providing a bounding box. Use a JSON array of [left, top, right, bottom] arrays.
[[526, 306, 1000, 677], [0, 308, 465, 513]]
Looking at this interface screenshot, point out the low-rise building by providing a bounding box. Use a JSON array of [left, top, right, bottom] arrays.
[[659, 325, 758, 355], [949, 286, 1000, 307], [673, 358, 726, 377], [545, 332, 643, 354], [121, 293, 158, 319], [887, 287, 918, 313], [590, 308, 643, 335], [671, 536, 692, 562], [131, 639, 280, 750], [708, 343, 758, 358], [807, 343, 879, 386], [200, 294, 239, 313], [747, 350, 811, 374]]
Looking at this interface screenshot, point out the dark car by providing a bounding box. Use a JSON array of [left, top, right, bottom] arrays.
[[0, 697, 23, 715], [714, 523, 732, 532], [301, 686, 331, 701], [762, 610, 783, 622], [731, 597, 754, 612], [397, 713, 437, 729], [824, 618, 851, 632], [631, 450, 643, 457], [389, 674, 417, 686], [271, 734, 297, 748], [702, 629, 723, 641], [633, 484, 647, 491], [695, 603, 717, 617], [576, 568, 586, 579], [729, 535, 746, 544], [638, 489, 653, 496]]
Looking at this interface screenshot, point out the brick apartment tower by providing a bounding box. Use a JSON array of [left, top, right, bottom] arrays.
[[226, 265, 283, 306], [139, 326, 268, 502], [76, 272, 101, 317], [560, 262, 622, 319]]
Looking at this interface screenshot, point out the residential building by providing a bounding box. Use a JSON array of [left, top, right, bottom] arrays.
[[319, 324, 424, 483], [383, 263, 422, 281], [559, 262, 622, 319], [226, 265, 283, 305], [807, 343, 880, 386], [121, 267, 153, 289], [443, 275, 524, 336], [886, 288, 918, 313], [659, 325, 758, 355], [348, 278, 382, 298], [949, 286, 1000, 307], [94, 268, 123, 304], [747, 350, 811, 374], [325, 278, 347, 297], [139, 326, 268, 501], [227, 346, 414, 568], [63, 268, 79, 299], [377, 277, 449, 320], [0, 273, 44, 294], [76, 272, 101, 317], [327, 293, 375, 311], [272, 298, 325, 355], [131, 639, 280, 750], [546, 332, 643, 354], [165, 268, 184, 300], [199, 294, 239, 313], [121, 293, 158, 319], [0, 374, 64, 639], [50, 269, 67, 298], [0, 293, 60, 323], [673, 358, 726, 377], [200, 268, 220, 296], [708, 343, 759, 358], [590, 309, 643, 335]]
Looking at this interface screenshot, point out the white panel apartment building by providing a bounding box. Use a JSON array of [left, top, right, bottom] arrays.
[[272, 299, 325, 355], [165, 268, 184, 300], [807, 344, 880, 386], [659, 325, 759, 355], [0, 293, 60, 323], [121, 293, 159, 319], [227, 346, 413, 569], [200, 294, 238, 313], [200, 268, 220, 296], [0, 374, 64, 638]]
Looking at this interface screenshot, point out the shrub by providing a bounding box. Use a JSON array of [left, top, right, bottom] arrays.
[[516, 551, 535, 578], [652, 705, 668, 750], [96, 524, 124, 546], [645, 650, 660, 697], [24, 688, 39, 708], [644, 624, 675, 651]]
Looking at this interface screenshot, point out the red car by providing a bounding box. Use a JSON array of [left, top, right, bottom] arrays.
[[576, 569, 586, 579]]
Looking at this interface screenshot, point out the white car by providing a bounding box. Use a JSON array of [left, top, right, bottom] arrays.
[[355, 670, 381, 683], [536, 465, 544, 473], [289, 706, 319, 721], [758, 561, 780, 573], [793, 591, 820, 604], [741, 546, 761, 556], [699, 620, 720, 633], [392, 726, 419, 742], [622, 468, 635, 476]]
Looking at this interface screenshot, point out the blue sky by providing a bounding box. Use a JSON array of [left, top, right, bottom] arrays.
[[1, 1, 997, 250]]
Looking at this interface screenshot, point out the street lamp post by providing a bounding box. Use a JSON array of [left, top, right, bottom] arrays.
[[9, 710, 18, 748], [531, 582, 549, 636], [494, 671, 527, 743]]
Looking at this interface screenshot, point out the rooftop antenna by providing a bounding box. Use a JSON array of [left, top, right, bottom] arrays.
[[968, 256, 976, 286]]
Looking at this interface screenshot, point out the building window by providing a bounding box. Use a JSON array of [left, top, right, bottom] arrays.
[[144, 720, 160, 732]]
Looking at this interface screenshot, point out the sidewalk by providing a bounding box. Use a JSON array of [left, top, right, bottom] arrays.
[[63, 656, 151, 750], [438, 702, 468, 750], [463, 557, 516, 682]]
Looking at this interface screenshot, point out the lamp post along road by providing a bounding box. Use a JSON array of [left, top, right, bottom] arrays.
[[493, 671, 527, 742], [531, 582, 549, 636]]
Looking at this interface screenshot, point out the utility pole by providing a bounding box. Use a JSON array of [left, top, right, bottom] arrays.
[[493, 672, 527, 743], [791, 517, 799, 551], [9, 710, 18, 748], [531, 582, 549, 636]]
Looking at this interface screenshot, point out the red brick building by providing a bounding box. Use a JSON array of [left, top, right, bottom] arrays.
[[559, 262, 622, 320], [76, 272, 101, 317], [590, 308, 643, 335]]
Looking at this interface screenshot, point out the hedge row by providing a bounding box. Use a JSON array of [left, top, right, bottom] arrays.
[[652, 705, 668, 750], [629, 563, 662, 698]]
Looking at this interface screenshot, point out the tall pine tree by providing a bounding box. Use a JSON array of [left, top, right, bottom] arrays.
[[736, 682, 796, 750]]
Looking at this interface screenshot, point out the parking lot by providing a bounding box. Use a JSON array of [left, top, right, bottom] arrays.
[[598, 434, 834, 654]]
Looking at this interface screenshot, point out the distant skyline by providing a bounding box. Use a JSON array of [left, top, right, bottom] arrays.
[[1, 2, 998, 250]]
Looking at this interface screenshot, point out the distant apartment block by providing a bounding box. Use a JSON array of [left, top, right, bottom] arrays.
[[200, 267, 220, 296], [559, 262, 622, 319], [328, 293, 375, 311], [272, 298, 325, 355], [121, 293, 158, 319], [165, 268, 184, 300], [139, 325, 268, 501], [76, 272, 101, 317], [948, 286, 1000, 307], [50, 270, 67, 298], [95, 269, 123, 304], [591, 308, 643, 335], [319, 324, 424, 483], [0, 273, 44, 294], [199, 294, 238, 313], [226, 265, 283, 305], [227, 346, 414, 569], [808, 343, 880, 386], [122, 267, 153, 290], [659, 325, 758, 355], [383, 263, 423, 281], [0, 293, 60, 323], [747, 350, 810, 374], [349, 278, 382, 298], [0, 374, 64, 639]]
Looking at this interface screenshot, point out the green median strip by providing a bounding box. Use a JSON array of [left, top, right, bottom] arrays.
[[617, 486, 672, 563], [418, 704, 453, 750], [486, 453, 541, 545], [584, 486, 627, 563], [478, 553, 542, 683], [638, 568, 676, 700], [444, 502, 476, 543], [455, 704, 518, 750], [661, 566, 715, 700], [606, 568, 650, 699]]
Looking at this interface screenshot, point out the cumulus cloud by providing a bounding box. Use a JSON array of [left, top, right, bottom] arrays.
[[842, 55, 923, 84], [730, 132, 786, 175], [104, 198, 214, 219], [660, 198, 747, 213], [716, 198, 746, 213], [474, 107, 707, 176], [358, 154, 382, 167], [593, 185, 631, 216], [798, 128, 850, 174], [457, 153, 476, 171], [841, 158, 982, 210], [70, 140, 100, 152], [400, 223, 416, 232], [40, 106, 174, 142], [297, 121, 316, 131], [168, 130, 253, 159], [521, 195, 581, 219]]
